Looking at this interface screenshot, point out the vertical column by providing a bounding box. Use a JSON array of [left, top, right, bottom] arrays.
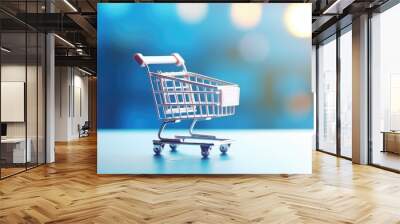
[[336, 30, 341, 156], [312, 45, 317, 150], [88, 77, 97, 132], [352, 14, 369, 164], [55, 67, 72, 141], [315, 45, 320, 151], [46, 1, 55, 163]]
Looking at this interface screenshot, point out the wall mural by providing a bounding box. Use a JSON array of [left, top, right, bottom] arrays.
[[98, 3, 313, 174]]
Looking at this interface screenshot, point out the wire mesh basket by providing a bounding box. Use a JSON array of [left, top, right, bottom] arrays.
[[134, 53, 240, 158]]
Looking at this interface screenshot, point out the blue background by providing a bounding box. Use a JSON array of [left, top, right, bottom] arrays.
[[98, 3, 313, 130]]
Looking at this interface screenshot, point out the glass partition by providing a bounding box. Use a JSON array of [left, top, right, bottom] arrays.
[[27, 30, 38, 169], [371, 4, 400, 171], [38, 32, 45, 165], [339, 28, 352, 158], [317, 36, 337, 154], [1, 30, 28, 177], [0, 1, 46, 179]]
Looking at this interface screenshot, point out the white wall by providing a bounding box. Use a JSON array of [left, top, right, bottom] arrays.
[[72, 73, 89, 138], [1, 65, 27, 140], [55, 67, 89, 141], [1, 64, 46, 164], [1, 65, 40, 137], [55, 67, 69, 141]]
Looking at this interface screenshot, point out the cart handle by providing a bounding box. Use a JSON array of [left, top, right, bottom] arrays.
[[134, 53, 185, 67]]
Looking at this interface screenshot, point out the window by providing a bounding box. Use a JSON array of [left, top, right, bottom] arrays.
[[339, 29, 352, 158], [370, 3, 400, 171], [317, 36, 337, 154]]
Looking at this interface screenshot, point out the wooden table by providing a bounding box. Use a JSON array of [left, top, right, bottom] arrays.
[[381, 131, 400, 154], [1, 138, 31, 164]]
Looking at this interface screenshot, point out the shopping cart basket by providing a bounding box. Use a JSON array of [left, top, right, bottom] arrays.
[[134, 53, 240, 158]]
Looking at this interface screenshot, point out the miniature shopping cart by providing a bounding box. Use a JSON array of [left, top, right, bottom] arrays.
[[134, 53, 240, 158]]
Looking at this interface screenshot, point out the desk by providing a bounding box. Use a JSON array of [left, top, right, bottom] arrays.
[[1, 138, 31, 163], [382, 131, 400, 154]]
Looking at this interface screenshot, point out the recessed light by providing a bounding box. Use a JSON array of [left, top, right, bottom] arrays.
[[54, 34, 75, 48], [78, 67, 93, 76], [1, 47, 11, 53], [63, 0, 78, 12]]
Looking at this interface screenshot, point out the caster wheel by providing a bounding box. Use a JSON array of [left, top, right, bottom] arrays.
[[170, 144, 177, 151], [201, 145, 211, 158], [220, 144, 230, 154], [153, 144, 164, 155]]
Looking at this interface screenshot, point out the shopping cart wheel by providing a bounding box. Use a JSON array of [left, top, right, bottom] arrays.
[[220, 144, 230, 154], [153, 144, 164, 155], [169, 144, 177, 151], [200, 145, 211, 158]]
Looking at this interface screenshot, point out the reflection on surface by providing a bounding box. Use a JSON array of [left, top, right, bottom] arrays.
[[98, 130, 312, 174], [373, 151, 400, 171]]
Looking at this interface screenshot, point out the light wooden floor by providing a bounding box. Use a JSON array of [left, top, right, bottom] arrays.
[[1, 135, 400, 224], [0, 167, 26, 178], [373, 150, 400, 171]]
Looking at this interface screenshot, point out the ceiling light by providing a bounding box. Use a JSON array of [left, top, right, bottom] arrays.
[[78, 67, 93, 76], [63, 0, 78, 12], [54, 34, 75, 48], [323, 0, 341, 14], [323, 0, 354, 15], [1, 47, 11, 53]]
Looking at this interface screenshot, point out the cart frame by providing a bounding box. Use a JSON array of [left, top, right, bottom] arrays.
[[134, 53, 239, 158]]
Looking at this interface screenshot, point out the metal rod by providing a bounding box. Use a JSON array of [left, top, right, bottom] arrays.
[[157, 120, 181, 142], [336, 29, 341, 157], [188, 119, 216, 139]]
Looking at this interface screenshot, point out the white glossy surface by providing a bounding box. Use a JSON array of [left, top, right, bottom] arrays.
[[98, 130, 312, 174]]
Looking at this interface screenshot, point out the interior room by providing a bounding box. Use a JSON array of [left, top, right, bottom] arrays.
[[0, 7, 46, 178], [1, 0, 400, 223]]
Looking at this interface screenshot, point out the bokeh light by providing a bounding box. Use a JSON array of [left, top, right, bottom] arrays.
[[99, 4, 313, 130], [239, 33, 268, 63], [288, 93, 312, 115], [284, 4, 311, 38], [177, 3, 208, 24], [231, 4, 262, 30]]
